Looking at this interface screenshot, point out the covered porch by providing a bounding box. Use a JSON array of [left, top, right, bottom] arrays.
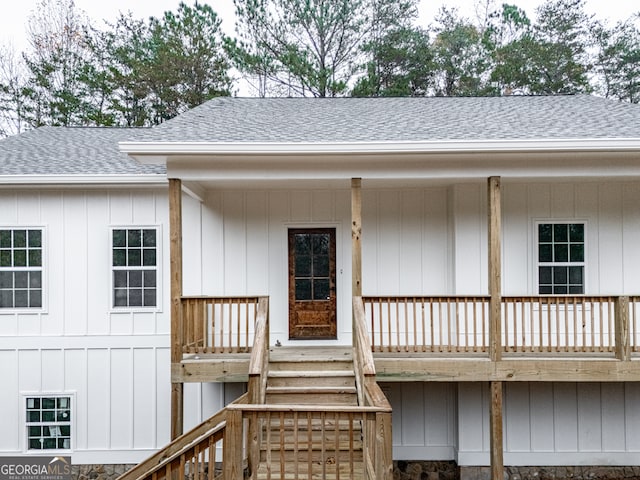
[[122, 133, 640, 477]]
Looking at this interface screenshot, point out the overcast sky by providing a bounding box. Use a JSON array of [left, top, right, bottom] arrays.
[[1, 0, 638, 53]]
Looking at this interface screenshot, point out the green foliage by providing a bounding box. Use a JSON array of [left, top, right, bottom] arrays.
[[21, 0, 95, 127], [2, 0, 640, 137], [352, 26, 433, 97], [490, 0, 593, 95], [88, 2, 232, 126], [232, 0, 413, 97], [0, 0, 232, 132], [431, 7, 493, 96], [592, 18, 640, 103]]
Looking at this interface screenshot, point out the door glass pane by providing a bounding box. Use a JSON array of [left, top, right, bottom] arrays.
[[295, 234, 311, 255], [313, 255, 329, 277], [312, 234, 329, 255], [313, 279, 329, 300], [295, 279, 312, 300], [295, 255, 311, 276]]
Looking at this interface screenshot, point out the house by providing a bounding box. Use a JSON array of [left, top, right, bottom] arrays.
[[1, 95, 640, 480]]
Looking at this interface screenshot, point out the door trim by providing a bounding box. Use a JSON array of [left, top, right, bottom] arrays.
[[287, 227, 338, 340]]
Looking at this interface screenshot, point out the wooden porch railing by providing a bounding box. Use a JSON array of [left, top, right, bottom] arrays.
[[502, 296, 617, 353], [631, 296, 640, 353], [180, 296, 266, 354], [363, 296, 490, 353], [228, 403, 391, 480], [364, 295, 639, 357]]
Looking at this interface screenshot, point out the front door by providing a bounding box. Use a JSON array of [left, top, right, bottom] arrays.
[[288, 228, 337, 339]]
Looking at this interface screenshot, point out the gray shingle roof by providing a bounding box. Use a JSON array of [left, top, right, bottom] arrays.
[[2, 95, 640, 178], [140, 95, 640, 143], [0, 126, 165, 176]]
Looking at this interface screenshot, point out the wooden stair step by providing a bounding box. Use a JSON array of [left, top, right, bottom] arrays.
[[265, 386, 358, 405], [268, 361, 354, 372], [268, 369, 355, 378], [268, 378, 355, 388], [265, 393, 358, 406], [266, 386, 357, 395]]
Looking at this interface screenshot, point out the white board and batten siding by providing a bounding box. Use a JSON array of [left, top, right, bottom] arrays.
[[4, 180, 640, 465], [192, 189, 353, 346], [458, 382, 640, 466], [0, 189, 228, 464]]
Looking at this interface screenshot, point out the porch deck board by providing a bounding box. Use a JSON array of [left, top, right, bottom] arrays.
[[173, 347, 640, 383]]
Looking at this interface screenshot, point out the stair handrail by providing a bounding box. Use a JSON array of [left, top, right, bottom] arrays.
[[353, 295, 393, 479], [353, 295, 377, 405], [116, 393, 248, 480], [248, 296, 270, 404]]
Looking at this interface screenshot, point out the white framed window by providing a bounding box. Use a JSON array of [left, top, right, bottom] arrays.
[[0, 228, 43, 308], [25, 395, 72, 451], [537, 222, 585, 294], [112, 227, 158, 308]]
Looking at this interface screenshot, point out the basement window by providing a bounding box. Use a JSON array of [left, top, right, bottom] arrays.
[[537, 223, 585, 294], [112, 228, 158, 307], [26, 396, 72, 451]]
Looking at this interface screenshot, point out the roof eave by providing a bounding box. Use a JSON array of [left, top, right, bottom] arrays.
[[0, 174, 168, 186], [120, 138, 640, 163]]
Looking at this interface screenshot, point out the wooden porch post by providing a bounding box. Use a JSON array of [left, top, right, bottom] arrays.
[[352, 178, 362, 297], [169, 178, 184, 440], [488, 176, 504, 479], [615, 296, 631, 361], [490, 381, 504, 480], [488, 176, 502, 362]]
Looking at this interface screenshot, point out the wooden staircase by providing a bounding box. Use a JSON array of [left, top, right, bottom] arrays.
[[254, 347, 363, 479], [266, 347, 358, 405], [115, 298, 392, 480]]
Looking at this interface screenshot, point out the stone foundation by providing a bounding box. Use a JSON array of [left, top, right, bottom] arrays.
[[394, 461, 460, 480], [69, 462, 640, 480], [460, 465, 640, 480], [72, 464, 135, 480]]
